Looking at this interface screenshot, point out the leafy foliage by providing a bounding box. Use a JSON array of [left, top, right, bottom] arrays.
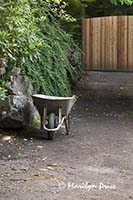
[[0, 0, 81, 98], [0, 79, 7, 100], [111, 0, 133, 5], [85, 0, 133, 17]]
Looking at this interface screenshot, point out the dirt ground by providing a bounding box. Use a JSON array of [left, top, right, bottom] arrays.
[[0, 96, 133, 200]]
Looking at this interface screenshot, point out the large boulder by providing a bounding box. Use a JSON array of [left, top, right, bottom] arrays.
[[0, 95, 35, 129], [9, 75, 33, 96]]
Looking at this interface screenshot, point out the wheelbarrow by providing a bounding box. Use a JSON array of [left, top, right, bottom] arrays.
[[32, 94, 78, 140]]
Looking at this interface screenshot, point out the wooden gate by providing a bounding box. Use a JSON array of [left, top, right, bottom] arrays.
[[82, 16, 133, 71]]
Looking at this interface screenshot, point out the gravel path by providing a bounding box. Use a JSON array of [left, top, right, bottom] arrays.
[[0, 98, 133, 200]]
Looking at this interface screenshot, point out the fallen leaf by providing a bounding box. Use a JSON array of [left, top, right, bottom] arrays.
[[47, 166, 53, 170], [42, 157, 47, 161], [16, 180, 25, 183], [37, 146, 44, 149], [44, 175, 57, 180], [10, 177, 33, 182], [25, 177, 33, 181], [47, 163, 58, 167], [39, 168, 47, 172], [33, 173, 40, 177]]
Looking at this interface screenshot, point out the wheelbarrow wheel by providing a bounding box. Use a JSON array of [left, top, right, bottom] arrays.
[[48, 113, 55, 140]]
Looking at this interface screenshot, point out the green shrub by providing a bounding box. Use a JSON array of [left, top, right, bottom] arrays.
[[0, 0, 81, 98]]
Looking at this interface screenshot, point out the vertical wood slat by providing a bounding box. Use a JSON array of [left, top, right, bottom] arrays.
[[117, 16, 128, 70], [88, 18, 93, 68], [92, 17, 101, 70], [128, 16, 133, 71], [101, 17, 105, 70], [82, 16, 133, 71], [111, 16, 118, 70], [104, 16, 110, 70], [104, 16, 118, 70]]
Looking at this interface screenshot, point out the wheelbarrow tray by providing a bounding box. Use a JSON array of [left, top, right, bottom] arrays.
[[32, 94, 77, 116]]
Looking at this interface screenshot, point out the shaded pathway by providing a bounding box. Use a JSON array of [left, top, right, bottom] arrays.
[[0, 98, 133, 200]]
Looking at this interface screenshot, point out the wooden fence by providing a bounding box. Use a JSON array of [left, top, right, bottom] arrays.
[[82, 16, 133, 71]]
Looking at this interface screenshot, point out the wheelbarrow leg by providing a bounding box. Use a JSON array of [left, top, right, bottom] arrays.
[[64, 114, 70, 135], [40, 107, 47, 132], [40, 115, 44, 131]]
